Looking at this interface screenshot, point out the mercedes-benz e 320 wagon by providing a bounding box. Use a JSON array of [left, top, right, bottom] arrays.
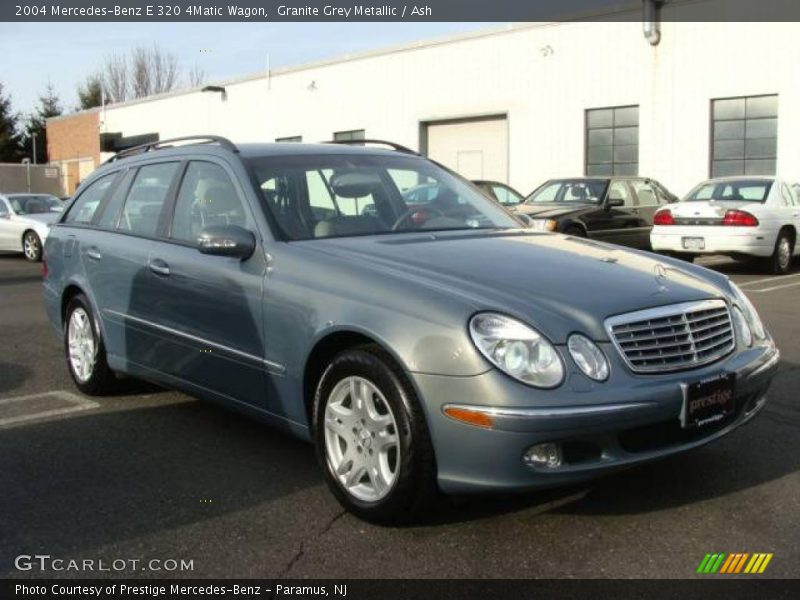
[[43, 137, 779, 523]]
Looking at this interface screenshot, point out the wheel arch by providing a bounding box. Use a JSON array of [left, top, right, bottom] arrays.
[[778, 224, 796, 247], [61, 284, 85, 327], [562, 219, 587, 236], [302, 329, 409, 427]]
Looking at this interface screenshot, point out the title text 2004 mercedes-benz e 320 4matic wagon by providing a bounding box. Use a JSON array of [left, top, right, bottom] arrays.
[[42, 137, 779, 523]]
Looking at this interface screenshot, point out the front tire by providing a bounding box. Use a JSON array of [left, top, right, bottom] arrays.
[[22, 230, 42, 262], [766, 231, 793, 275], [564, 225, 585, 237], [64, 294, 116, 395], [313, 346, 437, 524]]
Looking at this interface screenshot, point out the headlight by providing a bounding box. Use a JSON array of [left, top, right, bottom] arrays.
[[469, 313, 564, 388], [731, 305, 752, 347], [530, 218, 558, 232], [567, 334, 609, 381], [729, 282, 766, 340]]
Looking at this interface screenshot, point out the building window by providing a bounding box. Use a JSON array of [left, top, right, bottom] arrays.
[[276, 136, 302, 143], [333, 129, 365, 143], [711, 95, 778, 177], [585, 105, 639, 176]]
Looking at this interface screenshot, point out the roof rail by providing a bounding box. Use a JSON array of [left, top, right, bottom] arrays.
[[323, 139, 420, 156], [104, 135, 238, 164]]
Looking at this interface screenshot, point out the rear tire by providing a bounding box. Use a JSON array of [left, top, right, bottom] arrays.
[[64, 294, 116, 395], [22, 230, 42, 262], [313, 345, 438, 524], [766, 231, 793, 275]]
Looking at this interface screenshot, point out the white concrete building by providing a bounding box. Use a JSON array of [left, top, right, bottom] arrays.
[[50, 6, 800, 197]]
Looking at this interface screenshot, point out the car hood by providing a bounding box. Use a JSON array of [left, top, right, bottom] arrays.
[[513, 202, 595, 218], [16, 213, 60, 226], [308, 230, 731, 342]]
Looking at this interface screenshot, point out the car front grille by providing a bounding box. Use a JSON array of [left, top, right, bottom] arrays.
[[606, 299, 735, 373]]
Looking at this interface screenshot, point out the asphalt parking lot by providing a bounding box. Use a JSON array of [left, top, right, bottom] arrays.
[[1, 252, 798, 579]]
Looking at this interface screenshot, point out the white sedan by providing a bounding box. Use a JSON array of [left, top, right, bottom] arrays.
[[0, 193, 64, 261], [651, 177, 800, 274]]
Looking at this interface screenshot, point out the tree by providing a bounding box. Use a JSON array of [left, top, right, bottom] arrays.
[[102, 52, 129, 103], [0, 82, 24, 163], [22, 83, 63, 164], [188, 64, 206, 87], [102, 44, 181, 102], [131, 44, 180, 98], [77, 74, 103, 110]]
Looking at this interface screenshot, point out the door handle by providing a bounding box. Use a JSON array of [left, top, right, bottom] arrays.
[[86, 247, 102, 261], [149, 259, 170, 277]]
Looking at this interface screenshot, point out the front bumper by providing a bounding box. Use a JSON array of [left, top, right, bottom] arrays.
[[413, 341, 779, 493]]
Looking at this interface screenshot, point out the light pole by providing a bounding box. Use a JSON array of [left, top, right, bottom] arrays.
[[22, 158, 31, 192], [32, 132, 38, 164]]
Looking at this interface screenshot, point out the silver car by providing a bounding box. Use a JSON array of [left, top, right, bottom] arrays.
[[0, 193, 63, 261], [42, 137, 779, 523]]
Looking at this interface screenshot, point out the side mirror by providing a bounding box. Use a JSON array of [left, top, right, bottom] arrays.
[[516, 214, 533, 227], [197, 225, 256, 259], [606, 197, 625, 209]]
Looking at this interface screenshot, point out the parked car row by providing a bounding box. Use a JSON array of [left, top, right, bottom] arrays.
[[0, 193, 64, 261], [40, 137, 780, 523], [650, 177, 800, 274], [470, 174, 798, 274]]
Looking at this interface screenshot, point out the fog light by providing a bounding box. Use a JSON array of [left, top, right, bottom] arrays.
[[523, 442, 563, 468]]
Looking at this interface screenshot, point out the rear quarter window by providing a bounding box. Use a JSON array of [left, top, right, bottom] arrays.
[[63, 173, 118, 225]]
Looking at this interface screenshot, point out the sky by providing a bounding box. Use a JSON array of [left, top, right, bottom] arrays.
[[0, 22, 499, 116]]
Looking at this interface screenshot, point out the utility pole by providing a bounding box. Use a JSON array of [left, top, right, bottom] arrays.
[[32, 132, 38, 164], [22, 158, 31, 192]]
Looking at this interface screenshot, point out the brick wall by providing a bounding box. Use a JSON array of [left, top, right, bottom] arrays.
[[46, 110, 100, 194]]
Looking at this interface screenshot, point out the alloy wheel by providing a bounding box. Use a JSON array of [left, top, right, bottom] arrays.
[[67, 308, 96, 383], [23, 233, 39, 260], [778, 237, 791, 271], [323, 376, 400, 502]]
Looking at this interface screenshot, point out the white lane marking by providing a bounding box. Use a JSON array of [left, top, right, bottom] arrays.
[[737, 272, 800, 288], [0, 391, 100, 428], [746, 281, 800, 294]]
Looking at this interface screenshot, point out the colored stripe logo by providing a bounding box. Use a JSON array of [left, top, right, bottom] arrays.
[[697, 553, 773, 574]]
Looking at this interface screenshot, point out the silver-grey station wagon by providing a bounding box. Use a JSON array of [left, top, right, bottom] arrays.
[[42, 136, 780, 523]]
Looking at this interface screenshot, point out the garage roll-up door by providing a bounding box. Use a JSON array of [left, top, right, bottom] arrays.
[[425, 116, 508, 183]]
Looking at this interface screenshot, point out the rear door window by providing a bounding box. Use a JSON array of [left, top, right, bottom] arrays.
[[64, 173, 118, 225], [96, 169, 135, 230], [491, 184, 522, 206], [608, 181, 635, 207], [118, 162, 179, 236], [170, 161, 251, 243], [632, 181, 659, 206]]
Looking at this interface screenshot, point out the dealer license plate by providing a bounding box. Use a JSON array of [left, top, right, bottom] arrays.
[[682, 237, 706, 250], [680, 373, 736, 429]]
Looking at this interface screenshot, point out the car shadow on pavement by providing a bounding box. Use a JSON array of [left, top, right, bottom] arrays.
[[0, 362, 33, 394], [696, 256, 799, 276], [553, 358, 800, 517], [0, 399, 320, 565], [418, 358, 800, 526]]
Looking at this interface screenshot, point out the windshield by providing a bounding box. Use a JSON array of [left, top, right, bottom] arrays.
[[685, 180, 773, 202], [246, 154, 520, 240], [8, 195, 63, 214], [525, 179, 609, 204]]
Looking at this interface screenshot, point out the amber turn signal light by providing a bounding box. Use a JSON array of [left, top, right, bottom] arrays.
[[443, 406, 494, 429]]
